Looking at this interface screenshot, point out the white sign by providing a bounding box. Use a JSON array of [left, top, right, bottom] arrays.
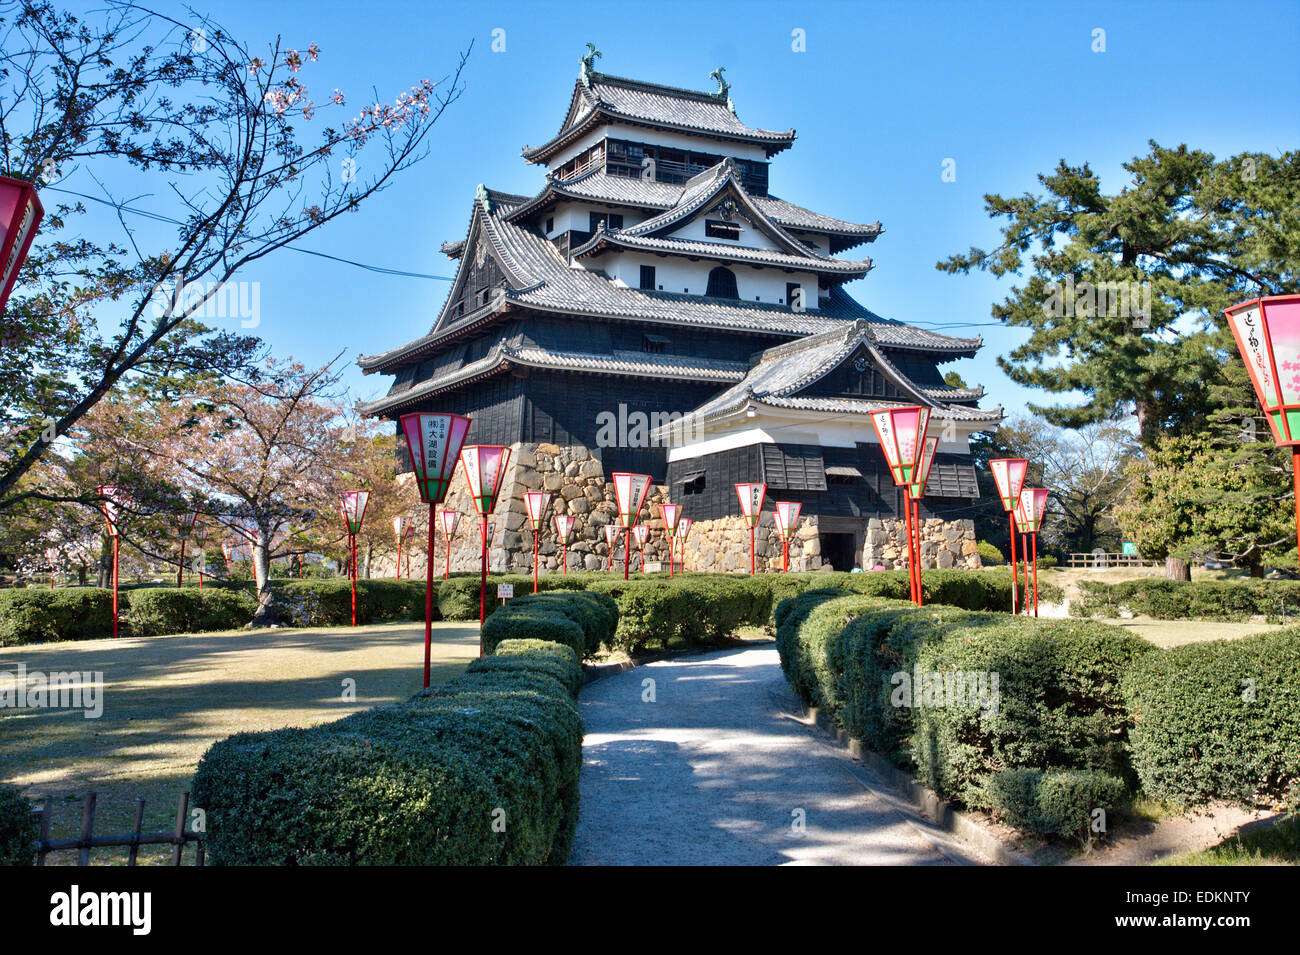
[[496, 583, 514, 599]]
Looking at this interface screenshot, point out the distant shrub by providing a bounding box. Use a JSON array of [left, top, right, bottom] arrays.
[[0, 589, 114, 645], [0, 783, 36, 866], [977, 541, 1004, 565]]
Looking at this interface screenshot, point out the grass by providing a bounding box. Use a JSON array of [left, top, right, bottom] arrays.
[[1154, 815, 1300, 866], [0, 619, 480, 865]]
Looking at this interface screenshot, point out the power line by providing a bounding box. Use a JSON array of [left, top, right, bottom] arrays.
[[43, 185, 456, 281]]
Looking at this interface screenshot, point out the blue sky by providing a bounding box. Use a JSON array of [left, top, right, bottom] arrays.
[[61, 0, 1300, 416]]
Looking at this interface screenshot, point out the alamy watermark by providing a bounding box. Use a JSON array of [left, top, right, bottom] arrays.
[[149, 273, 261, 328], [0, 664, 103, 718], [1043, 275, 1151, 328], [595, 403, 704, 449], [891, 666, 1000, 719]]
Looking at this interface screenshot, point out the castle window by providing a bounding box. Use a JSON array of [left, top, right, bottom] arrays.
[[705, 219, 741, 241], [589, 212, 623, 232], [642, 334, 668, 354], [706, 266, 739, 299], [545, 217, 553, 234], [681, 470, 706, 495], [639, 265, 656, 290]]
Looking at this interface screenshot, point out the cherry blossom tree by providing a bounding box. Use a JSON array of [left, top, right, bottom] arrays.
[[0, 0, 469, 514]]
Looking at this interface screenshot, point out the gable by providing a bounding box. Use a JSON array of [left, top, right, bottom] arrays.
[[664, 194, 788, 252], [798, 343, 910, 401]]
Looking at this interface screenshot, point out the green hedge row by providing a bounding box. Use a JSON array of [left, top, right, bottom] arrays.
[[775, 592, 1149, 839], [191, 638, 587, 865], [1124, 629, 1300, 807], [480, 591, 618, 659], [437, 567, 1060, 655], [1071, 577, 1300, 622], [0, 782, 36, 866], [0, 579, 436, 644]]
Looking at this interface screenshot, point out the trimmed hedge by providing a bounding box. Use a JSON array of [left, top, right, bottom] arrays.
[[911, 617, 1152, 808], [479, 591, 617, 659], [191, 638, 586, 865], [1124, 628, 1300, 808], [1071, 577, 1300, 622], [0, 589, 115, 645], [276, 578, 429, 627], [123, 588, 257, 636], [987, 768, 1124, 842], [0, 782, 36, 866], [774, 593, 1149, 839]]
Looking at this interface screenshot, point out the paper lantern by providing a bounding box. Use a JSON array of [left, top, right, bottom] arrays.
[[989, 458, 1029, 512], [734, 483, 766, 526], [612, 472, 652, 527], [459, 445, 511, 515], [870, 406, 932, 485], [400, 413, 471, 504], [523, 491, 552, 531], [1225, 295, 1300, 445], [773, 501, 802, 540], [1015, 488, 1050, 534]]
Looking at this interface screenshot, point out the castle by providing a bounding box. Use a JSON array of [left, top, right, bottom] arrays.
[[359, 52, 1000, 572]]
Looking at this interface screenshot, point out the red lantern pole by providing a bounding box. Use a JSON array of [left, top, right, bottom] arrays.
[[401, 413, 473, 686], [479, 515, 488, 628], [349, 533, 357, 627], [533, 529, 540, 593], [1032, 532, 1039, 617], [423, 503, 435, 686], [913, 494, 924, 607], [112, 536, 119, 639]]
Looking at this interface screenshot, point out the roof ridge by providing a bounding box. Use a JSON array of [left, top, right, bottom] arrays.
[[589, 71, 726, 105]]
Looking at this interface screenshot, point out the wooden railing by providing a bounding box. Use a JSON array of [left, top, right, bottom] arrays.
[[1066, 552, 1162, 569], [33, 790, 204, 866]]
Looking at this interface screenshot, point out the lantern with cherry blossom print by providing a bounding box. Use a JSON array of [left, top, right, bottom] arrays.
[[632, 523, 649, 572], [0, 175, 44, 317], [393, 516, 412, 579], [1225, 294, 1300, 571], [903, 435, 941, 607], [1015, 488, 1050, 617], [674, 517, 694, 572], [523, 491, 552, 593], [871, 406, 932, 606], [554, 514, 577, 573], [436, 508, 460, 580], [97, 485, 124, 639], [459, 444, 511, 635], [660, 502, 681, 577], [735, 483, 767, 575], [338, 491, 370, 628], [603, 523, 621, 570], [990, 458, 1030, 614], [399, 412, 472, 684], [612, 472, 652, 580], [772, 502, 802, 573]]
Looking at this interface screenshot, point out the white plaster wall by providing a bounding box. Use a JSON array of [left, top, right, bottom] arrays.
[[545, 123, 771, 171], [576, 248, 817, 308]]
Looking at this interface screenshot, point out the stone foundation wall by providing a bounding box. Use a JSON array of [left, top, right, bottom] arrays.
[[373, 441, 980, 578], [863, 516, 980, 570]]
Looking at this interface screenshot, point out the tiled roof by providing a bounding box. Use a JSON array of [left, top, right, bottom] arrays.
[[680, 321, 1002, 426], [572, 230, 873, 276], [358, 199, 981, 373], [502, 168, 882, 250], [522, 72, 795, 164], [358, 341, 747, 415]]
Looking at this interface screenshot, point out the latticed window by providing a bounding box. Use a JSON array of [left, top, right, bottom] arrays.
[[706, 266, 739, 299]]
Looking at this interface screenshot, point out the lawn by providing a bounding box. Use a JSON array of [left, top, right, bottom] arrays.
[[0, 619, 480, 864], [1154, 815, 1300, 866]]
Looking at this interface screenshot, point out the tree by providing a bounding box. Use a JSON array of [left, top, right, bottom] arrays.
[[73, 358, 357, 624], [0, 0, 468, 511], [937, 143, 1299, 444], [970, 414, 1137, 558]]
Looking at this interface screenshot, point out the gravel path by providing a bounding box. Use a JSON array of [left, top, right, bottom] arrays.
[[571, 642, 980, 866]]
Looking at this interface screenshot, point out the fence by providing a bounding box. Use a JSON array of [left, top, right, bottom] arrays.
[[33, 790, 204, 866], [1066, 552, 1162, 569]]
